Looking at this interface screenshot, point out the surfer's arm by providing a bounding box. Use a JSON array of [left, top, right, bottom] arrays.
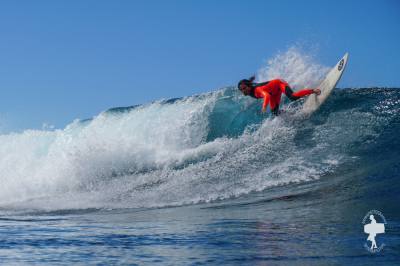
[[261, 92, 270, 113]]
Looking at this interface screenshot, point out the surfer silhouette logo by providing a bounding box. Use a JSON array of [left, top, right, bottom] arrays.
[[362, 210, 386, 253]]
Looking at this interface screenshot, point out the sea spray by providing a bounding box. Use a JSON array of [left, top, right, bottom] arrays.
[[1, 49, 398, 213]]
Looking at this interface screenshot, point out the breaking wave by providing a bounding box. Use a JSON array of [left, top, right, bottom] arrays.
[[0, 48, 399, 213]]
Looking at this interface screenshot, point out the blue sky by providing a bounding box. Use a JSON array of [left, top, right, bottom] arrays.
[[0, 0, 399, 131]]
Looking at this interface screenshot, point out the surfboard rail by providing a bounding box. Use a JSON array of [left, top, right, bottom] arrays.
[[302, 53, 349, 114]]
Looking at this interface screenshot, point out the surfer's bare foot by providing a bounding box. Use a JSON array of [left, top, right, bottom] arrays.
[[313, 88, 321, 95]]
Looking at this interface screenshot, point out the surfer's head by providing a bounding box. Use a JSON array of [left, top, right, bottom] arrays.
[[238, 76, 255, 96]]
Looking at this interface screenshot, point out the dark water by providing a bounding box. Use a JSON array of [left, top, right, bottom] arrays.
[[0, 88, 399, 265]]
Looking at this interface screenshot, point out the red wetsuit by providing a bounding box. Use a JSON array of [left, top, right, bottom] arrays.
[[252, 79, 314, 114]]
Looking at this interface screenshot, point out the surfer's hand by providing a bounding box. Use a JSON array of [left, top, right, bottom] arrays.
[[262, 107, 266, 113], [313, 88, 321, 95]]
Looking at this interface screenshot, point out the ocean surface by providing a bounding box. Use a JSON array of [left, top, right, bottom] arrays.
[[0, 50, 399, 265]]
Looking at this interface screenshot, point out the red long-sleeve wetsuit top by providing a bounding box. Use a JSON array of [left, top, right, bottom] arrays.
[[251, 79, 314, 113]]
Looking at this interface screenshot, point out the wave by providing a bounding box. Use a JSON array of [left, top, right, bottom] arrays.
[[0, 49, 399, 213]]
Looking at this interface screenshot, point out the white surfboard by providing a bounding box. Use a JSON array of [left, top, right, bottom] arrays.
[[364, 223, 385, 234], [302, 53, 349, 113]]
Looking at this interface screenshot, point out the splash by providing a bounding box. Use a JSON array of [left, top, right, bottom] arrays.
[[257, 46, 330, 89]]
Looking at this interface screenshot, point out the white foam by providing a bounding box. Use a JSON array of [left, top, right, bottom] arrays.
[[257, 46, 329, 89], [0, 48, 341, 212]]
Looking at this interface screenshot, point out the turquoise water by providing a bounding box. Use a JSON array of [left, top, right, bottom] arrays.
[[0, 88, 399, 265]]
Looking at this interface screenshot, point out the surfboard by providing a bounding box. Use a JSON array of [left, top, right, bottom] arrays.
[[302, 53, 349, 113], [364, 223, 385, 234]]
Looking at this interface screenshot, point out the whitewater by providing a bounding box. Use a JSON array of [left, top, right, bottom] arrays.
[[0, 48, 398, 212]]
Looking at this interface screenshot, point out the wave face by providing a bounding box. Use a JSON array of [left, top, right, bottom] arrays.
[[0, 49, 399, 213]]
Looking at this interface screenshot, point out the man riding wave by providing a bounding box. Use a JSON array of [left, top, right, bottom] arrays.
[[238, 76, 321, 114]]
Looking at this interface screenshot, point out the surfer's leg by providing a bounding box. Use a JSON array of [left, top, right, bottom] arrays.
[[270, 105, 280, 115], [269, 94, 281, 115], [293, 89, 315, 97], [284, 86, 314, 101]]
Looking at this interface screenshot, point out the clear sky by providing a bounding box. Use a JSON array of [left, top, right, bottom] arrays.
[[0, 0, 399, 131]]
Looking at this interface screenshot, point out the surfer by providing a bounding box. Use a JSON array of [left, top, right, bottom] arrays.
[[238, 76, 321, 114], [367, 215, 378, 249]]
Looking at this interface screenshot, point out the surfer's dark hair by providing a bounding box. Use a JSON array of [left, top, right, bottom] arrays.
[[238, 76, 255, 89]]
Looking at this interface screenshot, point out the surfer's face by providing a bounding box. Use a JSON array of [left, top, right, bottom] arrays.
[[239, 83, 251, 96]]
